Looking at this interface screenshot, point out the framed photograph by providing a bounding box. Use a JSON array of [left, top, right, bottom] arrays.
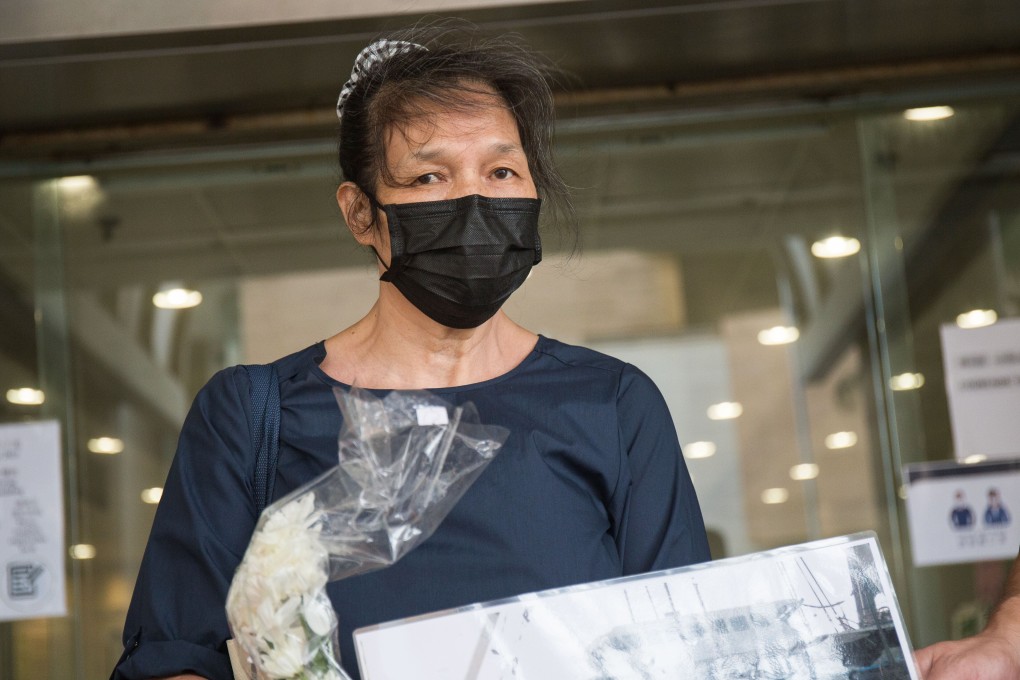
[[355, 532, 918, 679]]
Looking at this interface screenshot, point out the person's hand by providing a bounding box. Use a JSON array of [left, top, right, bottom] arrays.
[[916, 634, 1020, 679], [914, 597, 1020, 679]]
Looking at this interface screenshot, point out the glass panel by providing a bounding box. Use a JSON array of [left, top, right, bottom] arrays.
[[4, 94, 1018, 678], [553, 115, 890, 565], [860, 98, 1020, 644], [0, 179, 82, 678], [0, 181, 40, 680]]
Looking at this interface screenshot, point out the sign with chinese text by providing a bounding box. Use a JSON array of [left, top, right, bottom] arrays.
[[0, 420, 67, 621], [941, 318, 1020, 461]]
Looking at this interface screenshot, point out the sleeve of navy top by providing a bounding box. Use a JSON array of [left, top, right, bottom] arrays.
[[111, 367, 255, 680], [612, 363, 711, 574]]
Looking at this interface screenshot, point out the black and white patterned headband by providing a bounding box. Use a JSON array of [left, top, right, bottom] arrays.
[[336, 39, 427, 120]]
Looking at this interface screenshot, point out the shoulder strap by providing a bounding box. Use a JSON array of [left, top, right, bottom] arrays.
[[242, 364, 281, 516]]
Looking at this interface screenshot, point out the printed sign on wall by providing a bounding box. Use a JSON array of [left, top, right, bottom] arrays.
[[904, 459, 1020, 567], [0, 420, 67, 621], [941, 318, 1020, 461]]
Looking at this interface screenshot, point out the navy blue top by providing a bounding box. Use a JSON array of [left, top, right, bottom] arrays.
[[112, 336, 709, 680]]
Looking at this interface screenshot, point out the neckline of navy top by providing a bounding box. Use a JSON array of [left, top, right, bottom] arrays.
[[304, 334, 550, 394]]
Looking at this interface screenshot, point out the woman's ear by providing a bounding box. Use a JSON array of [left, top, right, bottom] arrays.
[[336, 182, 375, 245]]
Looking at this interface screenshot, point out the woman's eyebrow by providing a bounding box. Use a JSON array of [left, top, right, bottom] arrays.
[[410, 148, 443, 162], [409, 142, 523, 162], [491, 142, 523, 155]]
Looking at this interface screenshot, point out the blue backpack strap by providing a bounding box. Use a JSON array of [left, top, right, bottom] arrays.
[[242, 363, 281, 515]]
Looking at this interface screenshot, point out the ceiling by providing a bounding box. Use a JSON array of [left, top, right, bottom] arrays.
[[0, 0, 1018, 136]]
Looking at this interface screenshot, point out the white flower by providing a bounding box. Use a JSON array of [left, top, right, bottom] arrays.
[[259, 629, 306, 677], [226, 491, 342, 679], [303, 594, 335, 637]]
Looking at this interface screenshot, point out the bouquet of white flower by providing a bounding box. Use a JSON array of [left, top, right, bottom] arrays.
[[226, 387, 508, 680]]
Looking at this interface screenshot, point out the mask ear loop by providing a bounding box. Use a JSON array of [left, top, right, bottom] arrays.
[[360, 188, 405, 281]]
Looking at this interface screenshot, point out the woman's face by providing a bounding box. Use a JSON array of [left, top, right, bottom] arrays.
[[346, 97, 536, 262]]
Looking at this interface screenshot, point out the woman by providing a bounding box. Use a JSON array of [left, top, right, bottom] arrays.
[[112, 26, 709, 680]]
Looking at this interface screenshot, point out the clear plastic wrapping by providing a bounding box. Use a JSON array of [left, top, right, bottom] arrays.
[[226, 387, 508, 680]]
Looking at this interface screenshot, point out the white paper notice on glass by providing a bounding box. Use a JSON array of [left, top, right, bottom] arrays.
[[0, 420, 67, 622], [355, 533, 919, 680], [941, 318, 1020, 461], [903, 458, 1020, 567]]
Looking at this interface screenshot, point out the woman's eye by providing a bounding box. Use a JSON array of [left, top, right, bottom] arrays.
[[492, 168, 517, 180], [415, 173, 439, 185]]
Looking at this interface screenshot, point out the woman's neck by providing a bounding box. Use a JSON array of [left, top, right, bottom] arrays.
[[321, 290, 537, 389]]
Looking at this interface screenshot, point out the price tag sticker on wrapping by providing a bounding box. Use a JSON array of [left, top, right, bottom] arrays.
[[415, 406, 449, 426]]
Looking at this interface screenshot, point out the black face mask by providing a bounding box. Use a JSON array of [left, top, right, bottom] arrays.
[[373, 194, 542, 329]]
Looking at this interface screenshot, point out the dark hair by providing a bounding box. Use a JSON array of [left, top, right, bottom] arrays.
[[337, 23, 574, 234]]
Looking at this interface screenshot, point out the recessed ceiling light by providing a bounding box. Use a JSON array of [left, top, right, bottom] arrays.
[[761, 488, 790, 505], [811, 236, 861, 259], [903, 106, 955, 122], [757, 326, 799, 346], [684, 441, 717, 459], [963, 454, 988, 465], [6, 387, 45, 405], [707, 402, 743, 420], [140, 487, 163, 504], [57, 175, 98, 192], [69, 544, 96, 560], [956, 309, 997, 329], [889, 372, 924, 391], [824, 431, 858, 450], [87, 437, 124, 455], [790, 463, 820, 481], [153, 288, 202, 309]]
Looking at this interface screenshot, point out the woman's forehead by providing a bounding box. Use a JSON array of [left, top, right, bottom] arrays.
[[384, 102, 524, 159]]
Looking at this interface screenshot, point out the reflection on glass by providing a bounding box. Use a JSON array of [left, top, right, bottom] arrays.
[[756, 326, 799, 346], [87, 437, 124, 454], [824, 431, 858, 450], [684, 441, 717, 459], [5, 387, 45, 405], [707, 401, 743, 420], [789, 463, 819, 480], [153, 288, 203, 309], [955, 309, 997, 329], [761, 488, 790, 504], [70, 544, 97, 560], [810, 236, 861, 259], [902, 105, 955, 121], [140, 487, 164, 504], [889, 372, 924, 391], [56, 175, 98, 192]]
